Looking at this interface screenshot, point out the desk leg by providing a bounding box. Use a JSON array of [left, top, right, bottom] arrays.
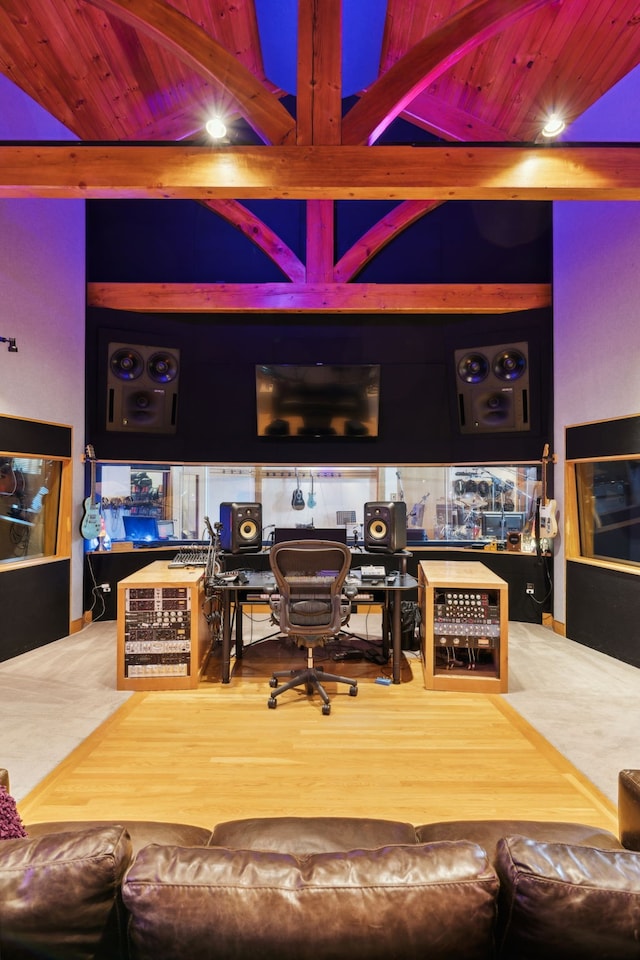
[[222, 591, 232, 683], [234, 590, 243, 660], [381, 596, 390, 661], [392, 593, 402, 684]]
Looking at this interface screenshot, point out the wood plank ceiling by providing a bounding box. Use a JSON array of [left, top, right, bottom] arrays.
[[0, 0, 639, 313]]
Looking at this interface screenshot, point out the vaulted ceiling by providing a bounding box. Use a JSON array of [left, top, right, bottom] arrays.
[[1, 0, 639, 313]]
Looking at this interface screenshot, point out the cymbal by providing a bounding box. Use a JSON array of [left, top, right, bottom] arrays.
[[454, 494, 487, 508]]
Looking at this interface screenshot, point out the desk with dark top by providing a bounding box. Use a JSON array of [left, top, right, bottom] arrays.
[[214, 566, 418, 685]]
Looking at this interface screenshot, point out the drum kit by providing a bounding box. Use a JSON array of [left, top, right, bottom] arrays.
[[451, 473, 515, 538]]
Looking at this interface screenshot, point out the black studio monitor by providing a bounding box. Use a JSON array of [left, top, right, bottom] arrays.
[[363, 501, 407, 553], [219, 502, 262, 553]]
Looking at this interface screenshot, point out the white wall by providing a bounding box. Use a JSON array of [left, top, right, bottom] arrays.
[[553, 67, 640, 625], [0, 75, 86, 623]]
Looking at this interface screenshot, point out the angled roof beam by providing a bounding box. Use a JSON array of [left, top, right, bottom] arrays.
[[87, 0, 296, 144], [342, 0, 554, 145]]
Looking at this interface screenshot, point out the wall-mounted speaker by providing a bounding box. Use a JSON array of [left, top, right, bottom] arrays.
[[364, 501, 407, 553], [219, 502, 263, 554], [106, 342, 180, 433], [455, 341, 530, 433]]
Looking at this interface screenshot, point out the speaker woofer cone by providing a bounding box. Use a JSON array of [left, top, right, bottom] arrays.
[[110, 348, 144, 381], [492, 348, 526, 381], [457, 352, 489, 384], [147, 352, 179, 383], [239, 520, 259, 540], [368, 519, 388, 540]]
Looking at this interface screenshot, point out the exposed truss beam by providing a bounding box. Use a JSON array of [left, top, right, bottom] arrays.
[[2, 144, 640, 199], [87, 281, 551, 313]]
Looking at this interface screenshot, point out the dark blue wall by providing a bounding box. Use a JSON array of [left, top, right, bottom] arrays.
[[86, 197, 552, 465]]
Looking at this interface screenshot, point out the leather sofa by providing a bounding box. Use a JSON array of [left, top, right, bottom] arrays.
[[3, 766, 640, 959]]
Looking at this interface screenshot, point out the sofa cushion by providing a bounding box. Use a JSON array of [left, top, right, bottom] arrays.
[[26, 818, 212, 855], [619, 768, 640, 851], [123, 840, 499, 960], [495, 835, 640, 960], [416, 818, 621, 865], [210, 815, 418, 852], [0, 824, 132, 960]]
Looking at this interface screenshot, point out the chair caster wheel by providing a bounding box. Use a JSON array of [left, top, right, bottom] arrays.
[[349, 685, 358, 697], [269, 677, 278, 688], [322, 703, 331, 715], [267, 697, 278, 709]]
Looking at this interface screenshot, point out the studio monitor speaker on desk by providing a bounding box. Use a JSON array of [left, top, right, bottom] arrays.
[[220, 502, 262, 554], [106, 342, 180, 433], [455, 341, 530, 434], [364, 501, 407, 553]]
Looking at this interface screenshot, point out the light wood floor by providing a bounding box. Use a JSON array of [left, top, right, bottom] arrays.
[[18, 654, 617, 834]]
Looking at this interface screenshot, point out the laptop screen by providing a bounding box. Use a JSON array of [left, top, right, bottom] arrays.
[[123, 516, 159, 542]]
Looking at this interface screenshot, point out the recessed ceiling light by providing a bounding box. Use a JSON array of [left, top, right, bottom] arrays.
[[205, 116, 227, 140], [541, 113, 565, 138]]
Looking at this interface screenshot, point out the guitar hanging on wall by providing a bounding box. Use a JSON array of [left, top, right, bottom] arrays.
[[539, 443, 558, 539], [307, 472, 316, 508], [291, 467, 305, 510], [80, 444, 102, 540]]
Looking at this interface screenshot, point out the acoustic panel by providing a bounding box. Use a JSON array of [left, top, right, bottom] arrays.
[[364, 501, 407, 553], [455, 341, 530, 434], [219, 502, 263, 554], [106, 342, 180, 433]]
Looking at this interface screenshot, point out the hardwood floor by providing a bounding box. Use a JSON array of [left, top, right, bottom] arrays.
[[18, 655, 617, 834]]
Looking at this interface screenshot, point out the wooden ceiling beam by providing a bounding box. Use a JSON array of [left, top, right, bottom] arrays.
[[86, 0, 296, 144], [2, 144, 640, 199], [87, 281, 551, 313], [342, 0, 555, 145]]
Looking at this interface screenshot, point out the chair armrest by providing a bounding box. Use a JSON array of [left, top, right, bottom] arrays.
[[0, 768, 9, 791], [618, 770, 640, 849]]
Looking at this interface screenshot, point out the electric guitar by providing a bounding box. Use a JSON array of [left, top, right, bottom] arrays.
[[539, 443, 558, 538], [80, 444, 102, 540], [307, 472, 316, 508], [291, 468, 305, 510]]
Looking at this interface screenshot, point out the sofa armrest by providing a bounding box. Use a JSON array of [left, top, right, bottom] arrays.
[[618, 769, 640, 849]]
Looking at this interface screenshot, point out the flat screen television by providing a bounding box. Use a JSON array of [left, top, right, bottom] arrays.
[[480, 511, 526, 539], [256, 364, 380, 438]]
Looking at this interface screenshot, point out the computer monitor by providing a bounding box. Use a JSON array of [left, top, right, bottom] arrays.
[[274, 527, 348, 544], [480, 511, 526, 539], [122, 515, 159, 542], [156, 519, 175, 539]]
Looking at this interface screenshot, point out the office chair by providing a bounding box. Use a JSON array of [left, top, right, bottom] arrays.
[[267, 540, 358, 715]]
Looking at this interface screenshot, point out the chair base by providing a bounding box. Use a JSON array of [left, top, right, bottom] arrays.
[[267, 665, 358, 715]]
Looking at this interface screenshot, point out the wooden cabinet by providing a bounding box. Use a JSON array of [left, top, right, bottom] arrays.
[[117, 560, 211, 690], [419, 560, 508, 693]]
